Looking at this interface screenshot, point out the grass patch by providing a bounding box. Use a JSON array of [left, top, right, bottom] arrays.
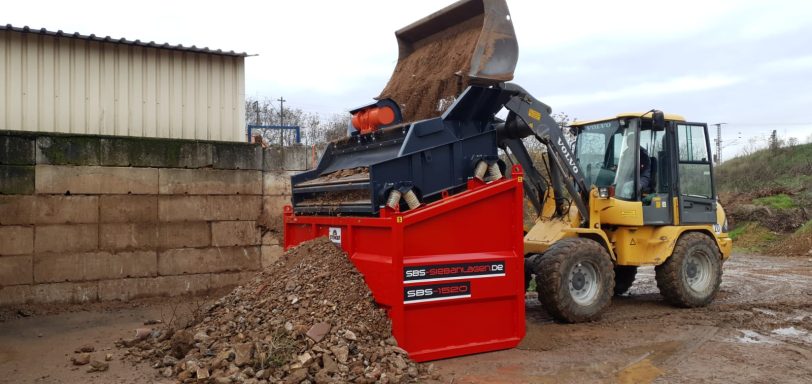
[[716, 143, 812, 196], [730, 222, 777, 251], [797, 219, 812, 234], [728, 223, 749, 240], [753, 194, 796, 209]]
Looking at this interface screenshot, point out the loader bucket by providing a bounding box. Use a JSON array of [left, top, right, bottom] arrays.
[[379, 0, 518, 122]]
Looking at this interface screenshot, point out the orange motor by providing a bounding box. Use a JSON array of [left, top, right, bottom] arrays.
[[351, 106, 396, 134]]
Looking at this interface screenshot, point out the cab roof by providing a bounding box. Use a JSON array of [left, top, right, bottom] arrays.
[[569, 112, 686, 127]]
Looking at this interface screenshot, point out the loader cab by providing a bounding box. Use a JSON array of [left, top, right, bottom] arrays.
[[571, 113, 717, 226]]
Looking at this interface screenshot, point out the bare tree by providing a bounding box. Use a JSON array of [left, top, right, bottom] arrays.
[[245, 96, 357, 147]]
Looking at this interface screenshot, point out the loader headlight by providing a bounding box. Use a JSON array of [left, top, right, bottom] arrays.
[[598, 187, 610, 199], [722, 218, 729, 233]]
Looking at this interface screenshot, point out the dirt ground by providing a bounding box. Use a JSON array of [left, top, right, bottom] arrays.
[[1, 253, 810, 384]]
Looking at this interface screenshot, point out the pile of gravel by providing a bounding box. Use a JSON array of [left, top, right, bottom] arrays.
[[117, 237, 442, 383]]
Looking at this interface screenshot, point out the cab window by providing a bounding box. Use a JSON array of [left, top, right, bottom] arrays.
[[676, 124, 713, 198]]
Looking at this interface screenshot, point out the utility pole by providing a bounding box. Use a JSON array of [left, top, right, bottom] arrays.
[[251, 101, 260, 143], [277, 97, 286, 146], [711, 123, 726, 165]]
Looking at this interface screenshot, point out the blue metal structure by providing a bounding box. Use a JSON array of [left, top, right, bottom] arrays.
[[290, 85, 507, 215], [247, 125, 301, 144]]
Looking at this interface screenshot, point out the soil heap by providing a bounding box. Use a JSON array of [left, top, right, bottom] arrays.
[[117, 238, 440, 383]]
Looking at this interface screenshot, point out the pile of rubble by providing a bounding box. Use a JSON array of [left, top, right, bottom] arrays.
[[117, 238, 441, 383]]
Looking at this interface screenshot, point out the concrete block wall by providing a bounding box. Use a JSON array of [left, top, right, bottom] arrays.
[[0, 131, 308, 305]]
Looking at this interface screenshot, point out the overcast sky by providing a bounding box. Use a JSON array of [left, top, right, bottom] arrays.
[[5, 0, 812, 159]]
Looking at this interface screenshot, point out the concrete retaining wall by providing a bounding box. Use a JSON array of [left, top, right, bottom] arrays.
[[0, 131, 307, 305]]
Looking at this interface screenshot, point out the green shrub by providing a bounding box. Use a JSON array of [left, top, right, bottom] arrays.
[[753, 194, 796, 209], [797, 220, 812, 234], [729, 223, 749, 240]]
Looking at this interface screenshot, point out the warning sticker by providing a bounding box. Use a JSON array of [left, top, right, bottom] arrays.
[[404, 261, 505, 283], [328, 227, 342, 244], [404, 281, 471, 304]]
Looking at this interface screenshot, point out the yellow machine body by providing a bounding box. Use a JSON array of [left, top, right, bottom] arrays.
[[525, 190, 732, 266], [524, 113, 732, 267]]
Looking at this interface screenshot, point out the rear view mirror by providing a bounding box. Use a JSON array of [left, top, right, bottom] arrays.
[[652, 110, 665, 130]]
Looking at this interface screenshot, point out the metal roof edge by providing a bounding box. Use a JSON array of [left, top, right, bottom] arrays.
[[0, 24, 253, 57]]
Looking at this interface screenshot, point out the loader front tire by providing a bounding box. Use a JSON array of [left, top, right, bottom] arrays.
[[655, 232, 722, 307], [614, 266, 638, 295], [535, 238, 614, 323]]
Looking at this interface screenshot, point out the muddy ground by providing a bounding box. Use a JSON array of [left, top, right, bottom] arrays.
[[1, 253, 810, 383]]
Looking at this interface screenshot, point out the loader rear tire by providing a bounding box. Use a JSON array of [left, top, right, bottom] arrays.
[[655, 232, 722, 308], [614, 266, 638, 295], [535, 238, 614, 323]]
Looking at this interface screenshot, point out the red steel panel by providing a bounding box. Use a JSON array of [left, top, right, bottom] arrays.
[[284, 166, 525, 362]]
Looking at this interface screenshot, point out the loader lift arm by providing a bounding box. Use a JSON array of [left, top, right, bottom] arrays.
[[496, 83, 590, 226]]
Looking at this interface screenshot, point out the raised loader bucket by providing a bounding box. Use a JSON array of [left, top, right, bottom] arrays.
[[379, 0, 518, 122]]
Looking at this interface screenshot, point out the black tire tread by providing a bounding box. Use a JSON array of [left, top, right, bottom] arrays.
[[614, 266, 638, 295], [655, 232, 723, 308], [534, 238, 614, 323]]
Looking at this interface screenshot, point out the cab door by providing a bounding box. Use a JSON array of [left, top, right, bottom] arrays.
[[674, 123, 717, 224]]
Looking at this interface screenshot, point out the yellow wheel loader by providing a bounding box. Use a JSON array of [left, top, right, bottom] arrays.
[[363, 0, 734, 324], [362, 0, 735, 323], [498, 104, 733, 322]]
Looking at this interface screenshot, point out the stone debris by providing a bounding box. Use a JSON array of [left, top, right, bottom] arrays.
[[134, 327, 152, 340], [17, 309, 32, 317], [71, 353, 90, 366], [74, 345, 95, 353], [116, 237, 441, 383], [87, 360, 109, 373], [306, 322, 331, 343]]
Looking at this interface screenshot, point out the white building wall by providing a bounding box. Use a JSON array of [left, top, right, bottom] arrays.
[[0, 30, 246, 141]]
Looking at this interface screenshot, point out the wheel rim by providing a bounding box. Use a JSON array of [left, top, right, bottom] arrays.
[[569, 261, 600, 306], [684, 250, 712, 292]]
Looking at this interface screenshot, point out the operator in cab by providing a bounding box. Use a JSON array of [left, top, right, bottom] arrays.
[[615, 132, 652, 198]]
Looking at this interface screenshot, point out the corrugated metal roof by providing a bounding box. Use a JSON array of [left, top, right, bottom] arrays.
[[0, 24, 251, 57]]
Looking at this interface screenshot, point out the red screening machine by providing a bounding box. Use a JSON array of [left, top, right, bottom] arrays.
[[285, 166, 526, 362]]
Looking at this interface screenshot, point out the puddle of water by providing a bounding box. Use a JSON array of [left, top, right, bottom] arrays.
[[617, 358, 663, 384], [772, 327, 807, 337], [735, 330, 774, 344], [771, 327, 812, 344], [621, 341, 681, 366]]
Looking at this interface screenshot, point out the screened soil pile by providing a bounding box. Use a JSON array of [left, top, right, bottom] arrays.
[[116, 238, 441, 383], [378, 15, 484, 122], [298, 190, 370, 208], [295, 167, 370, 187], [320, 167, 369, 182]]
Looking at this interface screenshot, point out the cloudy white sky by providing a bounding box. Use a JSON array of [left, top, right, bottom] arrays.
[[5, 0, 812, 159]]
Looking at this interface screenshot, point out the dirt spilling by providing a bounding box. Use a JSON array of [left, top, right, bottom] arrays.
[[116, 238, 441, 383], [378, 15, 484, 122]]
